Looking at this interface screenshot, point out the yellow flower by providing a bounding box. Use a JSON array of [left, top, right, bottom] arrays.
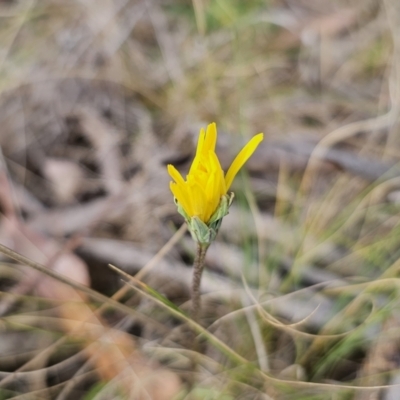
[[168, 123, 263, 227]]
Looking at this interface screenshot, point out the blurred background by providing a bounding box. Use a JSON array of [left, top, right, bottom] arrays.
[[0, 0, 400, 399]]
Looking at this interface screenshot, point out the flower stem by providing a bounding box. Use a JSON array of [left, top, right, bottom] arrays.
[[188, 242, 209, 383], [191, 242, 209, 324]]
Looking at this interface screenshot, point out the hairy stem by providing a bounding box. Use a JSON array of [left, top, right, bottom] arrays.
[[188, 242, 209, 382], [191, 242, 209, 324]]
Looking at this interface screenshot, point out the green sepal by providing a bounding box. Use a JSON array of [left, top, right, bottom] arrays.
[[173, 192, 235, 245], [208, 193, 234, 224], [190, 216, 216, 244], [175, 197, 191, 222]]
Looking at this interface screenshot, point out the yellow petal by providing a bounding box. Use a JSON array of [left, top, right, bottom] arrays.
[[209, 172, 222, 222], [190, 183, 207, 221], [225, 133, 263, 190], [167, 164, 185, 186], [202, 123, 217, 155], [170, 182, 193, 217], [189, 128, 206, 175], [189, 124, 217, 175], [202, 151, 226, 221], [205, 172, 216, 221], [209, 151, 226, 195], [195, 128, 206, 156], [188, 155, 200, 176]]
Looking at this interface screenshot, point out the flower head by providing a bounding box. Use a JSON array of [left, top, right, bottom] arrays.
[[168, 123, 263, 244]]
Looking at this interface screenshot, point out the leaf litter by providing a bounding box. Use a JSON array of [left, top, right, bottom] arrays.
[[0, 0, 399, 398]]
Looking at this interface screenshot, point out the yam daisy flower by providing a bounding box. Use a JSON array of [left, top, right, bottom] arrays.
[[168, 123, 263, 245]]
